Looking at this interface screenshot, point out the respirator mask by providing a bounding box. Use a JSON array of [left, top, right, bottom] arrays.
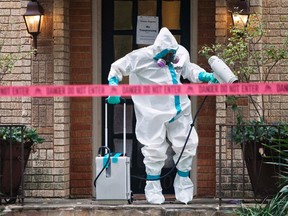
[[157, 52, 180, 67]]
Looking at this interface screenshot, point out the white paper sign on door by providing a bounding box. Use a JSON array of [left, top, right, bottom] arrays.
[[136, 16, 159, 45]]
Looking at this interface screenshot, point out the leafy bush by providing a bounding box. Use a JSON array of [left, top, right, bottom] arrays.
[[200, 11, 288, 215], [199, 14, 288, 121], [0, 126, 44, 144], [231, 117, 288, 145], [234, 126, 288, 216]]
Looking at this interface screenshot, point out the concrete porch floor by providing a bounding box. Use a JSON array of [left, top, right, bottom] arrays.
[[0, 196, 247, 216]]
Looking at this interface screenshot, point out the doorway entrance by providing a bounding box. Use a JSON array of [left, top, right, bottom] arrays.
[[101, 0, 191, 194]]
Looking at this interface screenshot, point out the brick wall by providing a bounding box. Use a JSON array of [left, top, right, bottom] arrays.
[[196, 0, 216, 197], [215, 0, 288, 198], [262, 0, 288, 122], [0, 0, 31, 124], [6, 0, 287, 200], [216, 0, 288, 123], [0, 0, 41, 195], [69, 0, 93, 197], [214, 0, 255, 199], [51, 0, 71, 197], [27, 0, 55, 197], [27, 0, 70, 197], [0, 0, 71, 197]]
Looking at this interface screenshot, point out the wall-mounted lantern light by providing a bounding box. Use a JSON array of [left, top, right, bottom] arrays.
[[231, 0, 250, 29], [23, 0, 43, 55]]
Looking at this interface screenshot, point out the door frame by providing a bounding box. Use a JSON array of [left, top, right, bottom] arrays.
[[190, 0, 198, 196], [92, 0, 102, 197], [92, 0, 199, 197]]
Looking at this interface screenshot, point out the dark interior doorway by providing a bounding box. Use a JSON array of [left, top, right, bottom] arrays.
[[101, 0, 191, 194]]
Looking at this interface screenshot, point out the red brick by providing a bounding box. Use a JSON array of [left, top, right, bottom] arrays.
[[71, 179, 92, 188], [70, 38, 92, 45], [70, 0, 93, 197], [196, 0, 216, 197], [70, 188, 91, 197], [71, 165, 92, 173], [70, 2, 91, 8], [70, 173, 92, 180], [198, 166, 215, 173], [70, 16, 91, 24], [198, 159, 215, 166], [71, 143, 92, 151], [197, 181, 215, 188], [71, 46, 92, 52], [71, 138, 92, 145]]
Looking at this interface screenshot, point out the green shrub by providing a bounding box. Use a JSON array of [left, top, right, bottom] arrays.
[[0, 126, 44, 144]]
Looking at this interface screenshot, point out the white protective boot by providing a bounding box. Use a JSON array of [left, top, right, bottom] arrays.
[[141, 142, 169, 205], [144, 180, 165, 204], [172, 148, 195, 204], [167, 113, 198, 204], [174, 172, 194, 204]]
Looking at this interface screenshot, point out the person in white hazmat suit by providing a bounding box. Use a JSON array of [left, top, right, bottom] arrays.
[[107, 27, 217, 204]]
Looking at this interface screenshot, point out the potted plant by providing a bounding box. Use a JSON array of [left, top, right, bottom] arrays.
[[199, 12, 288, 198], [0, 23, 37, 203], [234, 126, 288, 216], [230, 117, 287, 197], [0, 126, 44, 203]]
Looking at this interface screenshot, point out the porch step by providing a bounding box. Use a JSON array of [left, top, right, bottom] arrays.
[[0, 198, 239, 216]]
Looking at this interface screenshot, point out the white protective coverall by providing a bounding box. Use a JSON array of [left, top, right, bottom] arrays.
[[108, 27, 206, 204]]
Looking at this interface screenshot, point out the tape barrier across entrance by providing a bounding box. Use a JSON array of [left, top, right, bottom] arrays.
[[0, 82, 288, 97]]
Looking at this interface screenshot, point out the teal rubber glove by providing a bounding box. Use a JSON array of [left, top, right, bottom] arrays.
[[107, 77, 121, 104], [108, 77, 119, 85], [198, 71, 218, 83], [107, 96, 121, 104]]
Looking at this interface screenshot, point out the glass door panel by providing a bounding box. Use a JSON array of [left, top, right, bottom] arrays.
[[114, 0, 133, 30], [138, 0, 157, 16], [114, 35, 133, 60], [162, 0, 181, 30]]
